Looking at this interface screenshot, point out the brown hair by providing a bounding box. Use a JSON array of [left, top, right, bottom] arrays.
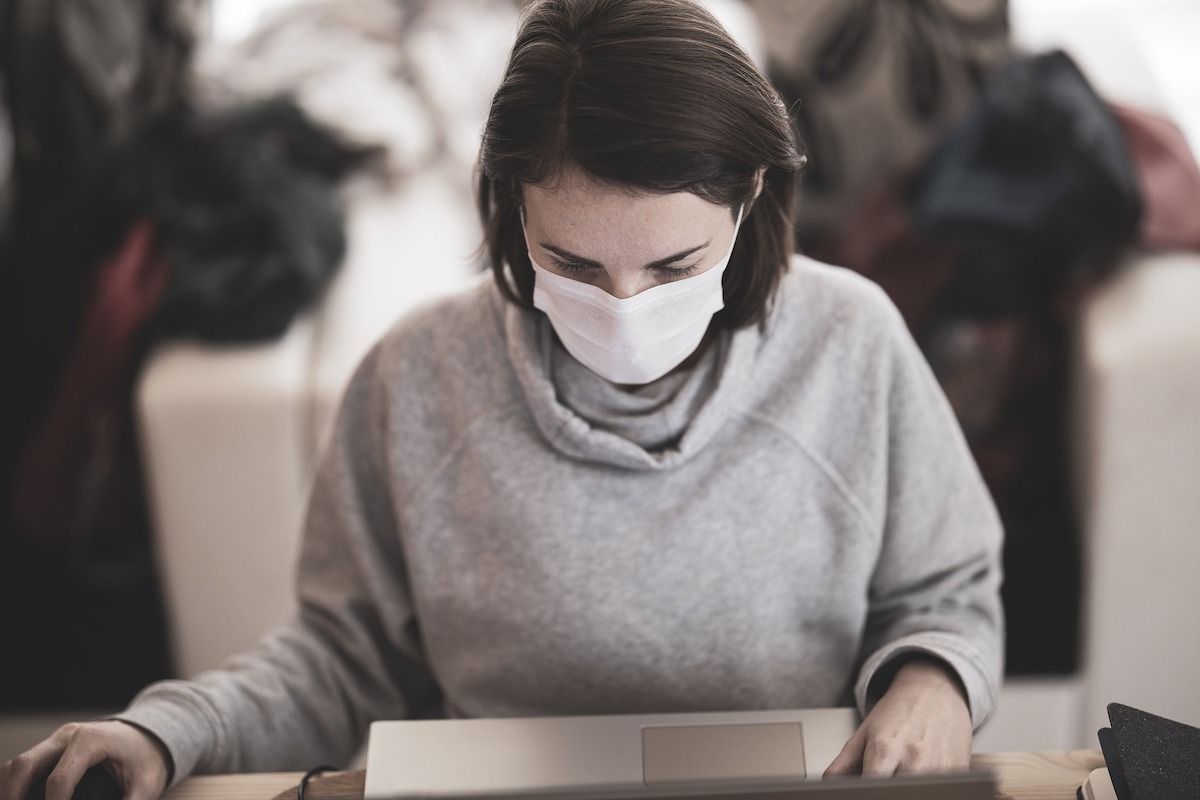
[[475, 0, 806, 330]]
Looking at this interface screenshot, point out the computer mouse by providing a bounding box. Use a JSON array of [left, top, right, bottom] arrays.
[[24, 764, 123, 800]]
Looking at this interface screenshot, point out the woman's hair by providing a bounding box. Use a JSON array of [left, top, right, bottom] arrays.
[[475, 0, 806, 330]]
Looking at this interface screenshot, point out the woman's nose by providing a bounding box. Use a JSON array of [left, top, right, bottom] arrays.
[[600, 273, 649, 299]]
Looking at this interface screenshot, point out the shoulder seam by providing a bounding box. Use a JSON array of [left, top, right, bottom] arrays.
[[740, 409, 880, 541], [399, 400, 530, 517]]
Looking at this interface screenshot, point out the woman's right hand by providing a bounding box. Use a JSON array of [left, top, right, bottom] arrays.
[[0, 720, 172, 800]]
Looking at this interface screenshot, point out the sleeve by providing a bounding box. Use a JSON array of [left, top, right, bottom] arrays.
[[107, 343, 442, 788], [852, 289, 1006, 732]]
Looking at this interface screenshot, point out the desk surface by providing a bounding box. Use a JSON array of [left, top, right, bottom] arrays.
[[162, 750, 1106, 800]]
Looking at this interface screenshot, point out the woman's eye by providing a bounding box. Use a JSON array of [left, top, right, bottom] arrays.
[[550, 259, 699, 280], [553, 259, 593, 275], [655, 264, 700, 279]]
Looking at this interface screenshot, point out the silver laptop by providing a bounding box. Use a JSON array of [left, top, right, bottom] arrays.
[[364, 708, 994, 800]]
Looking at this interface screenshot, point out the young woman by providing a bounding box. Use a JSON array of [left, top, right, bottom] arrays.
[[1, 1, 1003, 797]]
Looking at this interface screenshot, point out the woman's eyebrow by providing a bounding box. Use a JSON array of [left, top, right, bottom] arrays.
[[538, 241, 711, 269]]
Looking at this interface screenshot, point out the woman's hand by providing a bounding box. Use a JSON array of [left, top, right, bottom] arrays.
[[0, 720, 172, 800], [824, 656, 973, 777]]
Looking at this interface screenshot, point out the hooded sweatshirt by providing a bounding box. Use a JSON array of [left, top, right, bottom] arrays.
[[112, 254, 1004, 788]]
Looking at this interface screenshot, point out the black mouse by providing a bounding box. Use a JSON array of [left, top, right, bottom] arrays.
[[24, 764, 123, 800]]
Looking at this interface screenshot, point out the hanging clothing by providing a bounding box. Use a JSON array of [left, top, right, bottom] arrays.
[[1110, 101, 1200, 251]]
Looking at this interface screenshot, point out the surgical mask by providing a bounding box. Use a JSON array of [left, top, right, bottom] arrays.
[[521, 203, 744, 385]]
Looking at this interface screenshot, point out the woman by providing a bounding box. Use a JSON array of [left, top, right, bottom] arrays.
[[1, 0, 1003, 797]]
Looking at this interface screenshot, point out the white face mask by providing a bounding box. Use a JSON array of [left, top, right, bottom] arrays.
[[521, 203, 744, 385]]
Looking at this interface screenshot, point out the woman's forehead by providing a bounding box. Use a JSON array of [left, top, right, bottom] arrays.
[[523, 168, 726, 247]]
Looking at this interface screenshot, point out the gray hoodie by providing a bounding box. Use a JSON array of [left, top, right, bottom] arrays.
[[113, 255, 1004, 788]]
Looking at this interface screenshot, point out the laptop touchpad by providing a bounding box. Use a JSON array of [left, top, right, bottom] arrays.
[[642, 723, 806, 786]]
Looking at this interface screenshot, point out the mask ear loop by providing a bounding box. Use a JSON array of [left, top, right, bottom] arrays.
[[727, 202, 745, 257], [511, 204, 536, 299], [518, 204, 535, 257]]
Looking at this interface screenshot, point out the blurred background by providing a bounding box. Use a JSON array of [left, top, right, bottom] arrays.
[[2, 0, 1199, 762]]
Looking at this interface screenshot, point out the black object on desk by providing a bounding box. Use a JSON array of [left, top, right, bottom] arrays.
[[24, 764, 123, 800], [1092, 702, 1200, 800]]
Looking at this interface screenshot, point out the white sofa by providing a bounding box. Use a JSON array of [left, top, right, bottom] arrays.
[[134, 0, 1200, 752]]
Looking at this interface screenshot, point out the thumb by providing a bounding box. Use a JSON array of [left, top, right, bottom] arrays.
[[823, 728, 865, 778]]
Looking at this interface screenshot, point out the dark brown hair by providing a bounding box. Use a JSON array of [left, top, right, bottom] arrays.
[[475, 0, 806, 330]]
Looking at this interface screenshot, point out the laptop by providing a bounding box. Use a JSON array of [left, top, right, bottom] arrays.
[[364, 708, 995, 800]]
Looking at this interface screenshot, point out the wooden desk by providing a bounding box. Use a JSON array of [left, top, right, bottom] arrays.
[[162, 750, 1106, 800]]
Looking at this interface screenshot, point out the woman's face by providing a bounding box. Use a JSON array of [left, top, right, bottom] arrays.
[[522, 164, 745, 299]]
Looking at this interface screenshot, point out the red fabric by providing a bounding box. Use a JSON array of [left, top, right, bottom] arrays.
[[807, 180, 959, 334], [10, 220, 168, 541], [1110, 101, 1200, 250]]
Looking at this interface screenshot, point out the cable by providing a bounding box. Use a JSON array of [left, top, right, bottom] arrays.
[[298, 765, 339, 800]]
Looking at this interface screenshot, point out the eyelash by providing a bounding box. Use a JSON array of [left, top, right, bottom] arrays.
[[552, 260, 700, 279]]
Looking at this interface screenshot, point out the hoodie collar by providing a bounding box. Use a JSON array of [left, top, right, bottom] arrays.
[[500, 283, 761, 471]]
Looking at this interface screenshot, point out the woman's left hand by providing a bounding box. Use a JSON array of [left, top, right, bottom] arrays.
[[823, 656, 973, 777]]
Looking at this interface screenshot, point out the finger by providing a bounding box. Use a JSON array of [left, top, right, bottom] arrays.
[[823, 731, 865, 777], [44, 735, 108, 800], [860, 735, 903, 778], [903, 744, 969, 775], [894, 743, 934, 774], [0, 733, 71, 800]]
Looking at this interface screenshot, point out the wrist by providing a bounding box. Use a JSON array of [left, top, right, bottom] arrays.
[[890, 655, 969, 705], [114, 719, 175, 786]]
